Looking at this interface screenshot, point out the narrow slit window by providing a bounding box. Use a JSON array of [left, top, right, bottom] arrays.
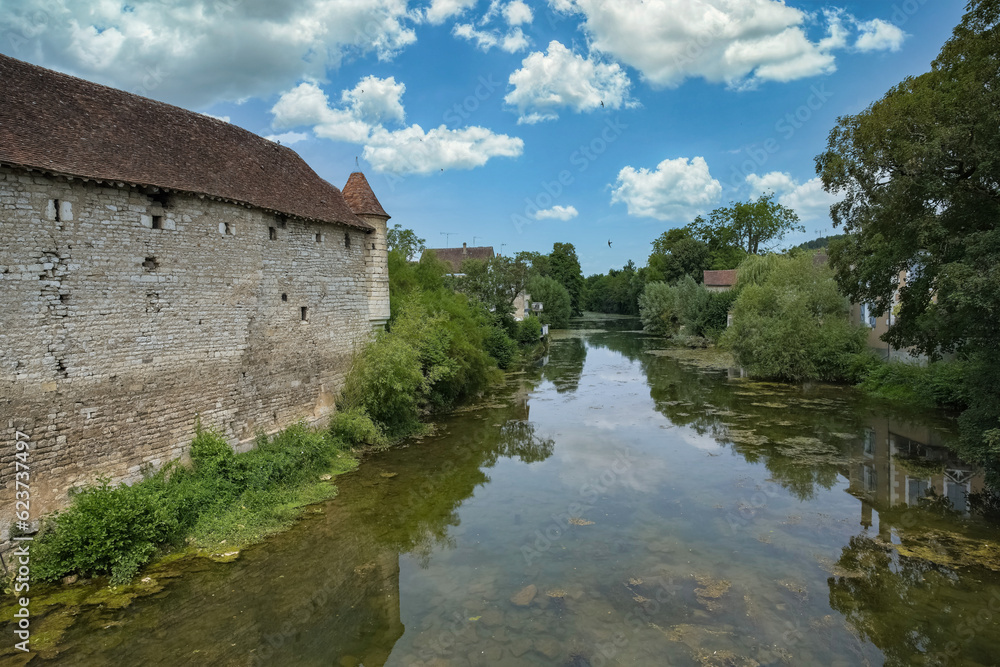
[[344, 232, 350, 248], [53, 199, 61, 222], [269, 227, 277, 241], [281, 293, 288, 302], [316, 233, 322, 243], [151, 215, 163, 230], [300, 306, 309, 321]]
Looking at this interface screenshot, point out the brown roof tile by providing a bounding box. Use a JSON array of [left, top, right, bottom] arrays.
[[703, 269, 737, 287], [422, 245, 495, 273], [0, 54, 370, 230], [343, 172, 389, 218]]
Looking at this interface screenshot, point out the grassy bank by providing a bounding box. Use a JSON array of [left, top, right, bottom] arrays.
[[27, 422, 358, 586]]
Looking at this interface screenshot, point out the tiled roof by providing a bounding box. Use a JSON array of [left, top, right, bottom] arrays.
[[703, 269, 738, 287], [0, 54, 370, 230], [422, 245, 495, 273], [343, 172, 389, 218]]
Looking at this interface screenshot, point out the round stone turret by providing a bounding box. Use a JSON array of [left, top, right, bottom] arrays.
[[343, 172, 390, 330]]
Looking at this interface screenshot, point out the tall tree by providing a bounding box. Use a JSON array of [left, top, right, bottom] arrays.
[[647, 227, 711, 283], [386, 224, 426, 261], [548, 242, 585, 316], [457, 255, 529, 315], [816, 0, 1000, 462], [692, 194, 803, 256], [817, 0, 1000, 359]]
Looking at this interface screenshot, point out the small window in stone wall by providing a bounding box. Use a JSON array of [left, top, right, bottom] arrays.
[[52, 199, 61, 222], [277, 215, 287, 229], [344, 232, 351, 248], [301, 306, 309, 321], [316, 233, 322, 243], [152, 215, 163, 230], [142, 256, 158, 271], [281, 293, 288, 302], [269, 227, 277, 241]]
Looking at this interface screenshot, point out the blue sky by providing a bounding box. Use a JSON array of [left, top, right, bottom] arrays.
[[1, 0, 965, 274]]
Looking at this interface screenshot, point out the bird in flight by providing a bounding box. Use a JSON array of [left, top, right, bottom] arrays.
[[608, 239, 613, 247], [600, 100, 604, 108]]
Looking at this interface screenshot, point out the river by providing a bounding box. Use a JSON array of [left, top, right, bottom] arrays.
[[9, 316, 1000, 666]]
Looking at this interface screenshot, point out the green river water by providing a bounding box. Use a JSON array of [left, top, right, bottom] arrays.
[[6, 317, 1000, 666]]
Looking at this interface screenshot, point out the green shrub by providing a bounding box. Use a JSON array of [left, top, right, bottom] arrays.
[[676, 275, 710, 333], [698, 290, 738, 340], [484, 326, 518, 369], [722, 253, 867, 382], [339, 290, 502, 438], [34, 423, 352, 584], [857, 358, 969, 409], [330, 407, 389, 448], [638, 282, 680, 336], [516, 315, 543, 345], [33, 475, 182, 584], [527, 275, 572, 329]]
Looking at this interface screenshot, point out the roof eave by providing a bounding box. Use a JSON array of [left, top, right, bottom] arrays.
[[0, 160, 373, 231]]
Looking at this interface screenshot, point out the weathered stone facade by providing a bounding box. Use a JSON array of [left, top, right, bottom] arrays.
[[0, 164, 388, 537]]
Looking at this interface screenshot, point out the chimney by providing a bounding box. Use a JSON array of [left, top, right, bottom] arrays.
[[463, 242, 467, 254]]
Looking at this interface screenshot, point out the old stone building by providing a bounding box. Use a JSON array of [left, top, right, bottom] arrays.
[[0, 54, 390, 536]]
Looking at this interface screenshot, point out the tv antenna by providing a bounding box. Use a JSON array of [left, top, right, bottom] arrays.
[[441, 232, 455, 247]]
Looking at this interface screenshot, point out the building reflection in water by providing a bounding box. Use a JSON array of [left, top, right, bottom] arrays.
[[845, 418, 985, 536]]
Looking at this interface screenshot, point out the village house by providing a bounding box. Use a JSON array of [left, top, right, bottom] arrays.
[[422, 243, 534, 321], [703, 269, 737, 293], [422, 242, 495, 276], [0, 54, 390, 536]]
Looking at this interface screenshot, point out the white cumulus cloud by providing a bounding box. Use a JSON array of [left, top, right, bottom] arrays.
[[534, 205, 579, 221], [453, 23, 530, 53], [745, 172, 842, 222], [549, 0, 895, 89], [425, 0, 479, 25], [365, 125, 524, 174], [611, 157, 722, 221], [271, 76, 523, 175], [503, 0, 534, 26], [854, 18, 906, 52], [0, 0, 418, 108], [505, 40, 634, 123]]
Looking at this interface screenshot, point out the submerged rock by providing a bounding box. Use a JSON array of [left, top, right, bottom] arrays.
[[511, 584, 537, 606]]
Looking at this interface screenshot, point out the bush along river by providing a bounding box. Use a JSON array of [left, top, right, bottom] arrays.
[[5, 315, 1000, 666]]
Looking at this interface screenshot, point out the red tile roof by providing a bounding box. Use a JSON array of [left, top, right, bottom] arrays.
[[703, 269, 738, 287], [422, 245, 495, 273], [343, 172, 389, 218], [0, 54, 370, 230]]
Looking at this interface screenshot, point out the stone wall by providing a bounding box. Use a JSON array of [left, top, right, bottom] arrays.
[[0, 165, 381, 537]]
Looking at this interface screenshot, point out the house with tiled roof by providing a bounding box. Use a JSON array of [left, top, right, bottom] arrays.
[[703, 269, 738, 292], [0, 54, 390, 533], [421, 243, 495, 274]]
